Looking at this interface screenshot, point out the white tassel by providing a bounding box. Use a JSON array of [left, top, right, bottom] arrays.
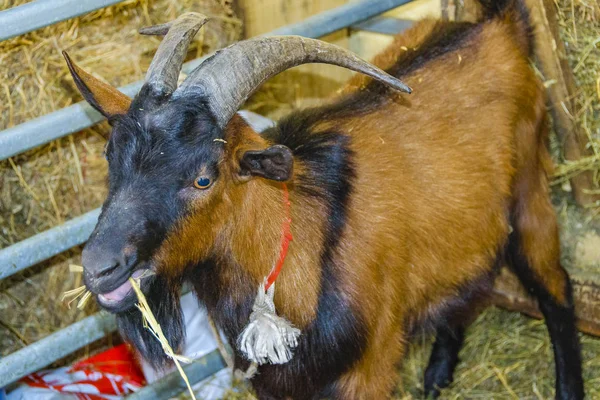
[[238, 281, 301, 365]]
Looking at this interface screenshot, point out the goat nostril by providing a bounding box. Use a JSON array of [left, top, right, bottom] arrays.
[[120, 246, 138, 270]]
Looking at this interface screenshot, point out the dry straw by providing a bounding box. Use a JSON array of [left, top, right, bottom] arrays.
[[129, 276, 197, 400], [61, 268, 197, 397], [60, 264, 93, 309]]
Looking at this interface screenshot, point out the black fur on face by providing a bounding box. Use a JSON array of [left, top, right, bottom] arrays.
[[84, 90, 227, 355], [104, 90, 224, 211]]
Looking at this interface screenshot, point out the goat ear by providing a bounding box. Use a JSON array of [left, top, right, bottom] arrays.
[[239, 145, 294, 182], [63, 51, 132, 118]]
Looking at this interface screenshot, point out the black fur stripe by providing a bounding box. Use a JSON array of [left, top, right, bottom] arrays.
[[240, 117, 368, 398], [506, 227, 584, 399]]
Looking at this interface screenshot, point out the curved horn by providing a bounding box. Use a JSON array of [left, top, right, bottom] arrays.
[[175, 35, 412, 129], [139, 12, 209, 98]]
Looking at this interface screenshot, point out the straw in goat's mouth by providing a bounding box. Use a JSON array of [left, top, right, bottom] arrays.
[[61, 264, 91, 309], [61, 266, 155, 309], [61, 285, 92, 309], [98, 269, 151, 303], [129, 277, 197, 400]]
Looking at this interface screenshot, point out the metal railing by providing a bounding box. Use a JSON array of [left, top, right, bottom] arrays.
[[0, 0, 127, 41], [0, 0, 412, 396]]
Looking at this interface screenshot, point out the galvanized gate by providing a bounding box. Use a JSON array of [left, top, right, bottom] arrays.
[[0, 0, 413, 397]]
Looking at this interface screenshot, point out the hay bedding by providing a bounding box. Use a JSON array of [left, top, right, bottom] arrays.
[[1, 0, 600, 398], [394, 308, 600, 399]]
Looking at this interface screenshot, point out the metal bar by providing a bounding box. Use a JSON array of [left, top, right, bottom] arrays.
[[0, 0, 413, 161], [0, 0, 126, 42], [0, 82, 142, 161], [0, 311, 117, 388], [0, 208, 101, 280], [125, 350, 225, 400], [351, 16, 413, 36], [269, 0, 412, 37]]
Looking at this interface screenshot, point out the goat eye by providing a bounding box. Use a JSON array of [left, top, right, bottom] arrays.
[[194, 176, 212, 189]]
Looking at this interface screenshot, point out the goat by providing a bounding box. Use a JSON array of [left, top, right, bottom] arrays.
[[65, 0, 584, 398]]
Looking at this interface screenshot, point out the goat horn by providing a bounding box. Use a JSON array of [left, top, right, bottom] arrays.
[[140, 12, 209, 99], [175, 35, 412, 129]]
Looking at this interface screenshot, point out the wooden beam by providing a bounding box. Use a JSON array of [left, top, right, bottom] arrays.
[[235, 0, 345, 38], [493, 268, 600, 337], [524, 0, 599, 206]]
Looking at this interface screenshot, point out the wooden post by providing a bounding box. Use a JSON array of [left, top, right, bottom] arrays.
[[525, 0, 600, 206], [493, 267, 600, 337]]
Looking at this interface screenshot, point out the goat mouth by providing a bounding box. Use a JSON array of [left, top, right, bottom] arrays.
[[96, 268, 152, 311]]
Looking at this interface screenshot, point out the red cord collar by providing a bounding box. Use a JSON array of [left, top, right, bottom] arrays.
[[264, 183, 293, 291]]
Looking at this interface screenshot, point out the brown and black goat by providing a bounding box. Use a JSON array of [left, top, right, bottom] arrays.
[[66, 0, 584, 398]]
